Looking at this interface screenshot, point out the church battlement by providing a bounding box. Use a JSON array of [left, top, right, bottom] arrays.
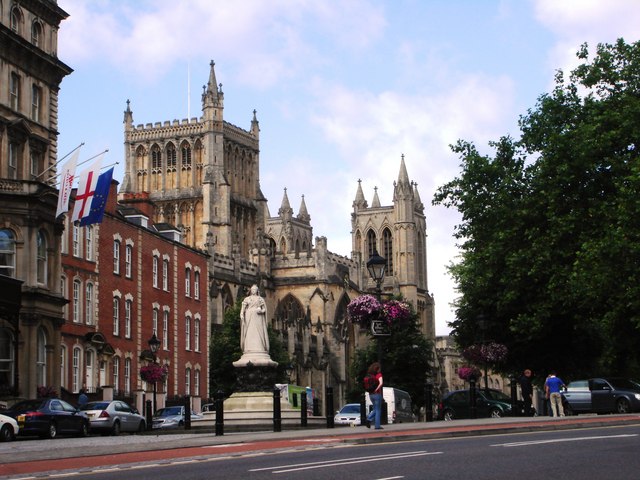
[[129, 118, 205, 141]]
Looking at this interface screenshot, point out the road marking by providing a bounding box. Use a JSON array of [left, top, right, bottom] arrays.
[[248, 450, 442, 474], [492, 433, 638, 447]]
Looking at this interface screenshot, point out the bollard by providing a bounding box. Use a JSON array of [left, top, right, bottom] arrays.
[[325, 386, 334, 428], [273, 387, 282, 432], [424, 379, 433, 422], [469, 378, 477, 419], [184, 395, 191, 430], [360, 394, 367, 426], [510, 375, 518, 416], [381, 398, 388, 425], [215, 390, 224, 436], [300, 392, 308, 427], [145, 399, 153, 430], [313, 398, 320, 416]]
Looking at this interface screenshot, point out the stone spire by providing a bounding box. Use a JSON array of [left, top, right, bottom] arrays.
[[371, 186, 381, 208], [413, 181, 424, 213], [393, 153, 413, 201], [278, 187, 293, 218], [297, 194, 310, 223], [202, 60, 224, 113], [123, 99, 133, 129], [251, 109, 260, 138], [353, 179, 368, 210]]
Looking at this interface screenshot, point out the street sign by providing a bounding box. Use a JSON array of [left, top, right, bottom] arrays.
[[371, 319, 390, 336]]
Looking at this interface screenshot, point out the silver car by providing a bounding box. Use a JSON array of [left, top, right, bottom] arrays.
[[0, 413, 19, 442], [152, 406, 202, 429], [80, 400, 146, 435], [334, 403, 362, 426]]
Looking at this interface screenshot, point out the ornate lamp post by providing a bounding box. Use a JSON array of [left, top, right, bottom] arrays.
[[148, 333, 161, 413], [366, 249, 386, 367]]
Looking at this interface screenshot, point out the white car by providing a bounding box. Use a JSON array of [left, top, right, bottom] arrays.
[[152, 406, 202, 429], [334, 403, 362, 426], [0, 413, 19, 442]]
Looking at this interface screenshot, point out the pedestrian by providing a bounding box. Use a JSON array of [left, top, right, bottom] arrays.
[[544, 372, 566, 417], [365, 361, 384, 430], [78, 388, 88, 407], [519, 369, 534, 416]]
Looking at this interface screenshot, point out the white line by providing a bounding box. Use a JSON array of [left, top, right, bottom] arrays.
[[249, 450, 430, 472], [273, 452, 442, 473], [492, 433, 638, 447]]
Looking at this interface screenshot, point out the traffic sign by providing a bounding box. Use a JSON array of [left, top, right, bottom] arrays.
[[371, 319, 390, 336]]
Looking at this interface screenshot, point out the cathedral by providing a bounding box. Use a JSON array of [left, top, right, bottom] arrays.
[[118, 61, 435, 408]]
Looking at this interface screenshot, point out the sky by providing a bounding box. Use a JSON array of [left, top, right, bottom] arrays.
[[55, 0, 640, 336]]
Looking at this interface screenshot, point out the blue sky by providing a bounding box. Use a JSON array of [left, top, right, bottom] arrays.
[[56, 0, 640, 335]]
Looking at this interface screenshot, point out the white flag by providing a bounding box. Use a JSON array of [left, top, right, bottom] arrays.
[[55, 149, 80, 218], [71, 154, 105, 223]]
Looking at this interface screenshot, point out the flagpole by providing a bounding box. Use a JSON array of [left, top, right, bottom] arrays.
[[36, 142, 84, 180], [51, 149, 110, 186]]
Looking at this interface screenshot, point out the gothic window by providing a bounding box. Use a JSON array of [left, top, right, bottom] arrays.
[[0, 229, 16, 277], [10, 72, 20, 111], [0, 329, 15, 389], [151, 146, 162, 170], [37, 230, 47, 285], [276, 294, 305, 327], [31, 84, 41, 121], [166, 144, 177, 170], [31, 20, 42, 46], [382, 228, 393, 275], [181, 142, 191, 168], [366, 229, 377, 257]]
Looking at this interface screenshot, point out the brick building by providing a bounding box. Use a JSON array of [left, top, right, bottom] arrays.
[[60, 182, 209, 411]]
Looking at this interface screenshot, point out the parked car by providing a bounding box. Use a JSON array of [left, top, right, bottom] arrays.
[[79, 400, 146, 435], [561, 378, 640, 415], [152, 406, 203, 429], [3, 398, 89, 439], [334, 403, 362, 426], [366, 387, 415, 423], [438, 388, 516, 421], [0, 413, 19, 442]]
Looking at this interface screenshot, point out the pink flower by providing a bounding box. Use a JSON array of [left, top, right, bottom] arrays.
[[458, 366, 482, 381], [140, 363, 168, 383], [347, 294, 383, 325]]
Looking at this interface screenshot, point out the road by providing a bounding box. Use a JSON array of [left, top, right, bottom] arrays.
[[3, 424, 640, 479]]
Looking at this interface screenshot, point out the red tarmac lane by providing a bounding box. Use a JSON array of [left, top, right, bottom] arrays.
[[2, 415, 639, 478]]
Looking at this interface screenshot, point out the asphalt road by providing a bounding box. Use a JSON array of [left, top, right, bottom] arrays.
[[4, 423, 640, 479], [1, 414, 639, 479]]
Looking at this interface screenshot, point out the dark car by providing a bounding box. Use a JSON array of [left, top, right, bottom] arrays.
[[561, 378, 640, 415], [4, 398, 89, 439], [438, 388, 515, 421], [79, 400, 146, 435]]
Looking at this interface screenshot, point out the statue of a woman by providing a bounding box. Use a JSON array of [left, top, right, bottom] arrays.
[[239, 284, 269, 354]]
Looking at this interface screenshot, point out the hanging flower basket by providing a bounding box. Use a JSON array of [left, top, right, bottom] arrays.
[[347, 294, 383, 326], [458, 366, 482, 381], [462, 342, 508, 364], [382, 299, 412, 325], [140, 363, 168, 383]]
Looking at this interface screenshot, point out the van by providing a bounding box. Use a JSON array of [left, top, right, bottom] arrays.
[[366, 387, 414, 424]]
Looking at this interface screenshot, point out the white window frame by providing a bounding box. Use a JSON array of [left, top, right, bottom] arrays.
[[72, 224, 81, 257], [85, 282, 94, 325], [185, 316, 191, 351], [113, 356, 120, 391], [72, 348, 81, 393], [152, 256, 159, 288], [113, 240, 120, 274], [125, 244, 132, 278], [36, 328, 47, 386], [185, 267, 191, 297], [73, 279, 81, 323], [185, 367, 191, 396], [194, 270, 200, 300], [113, 297, 120, 336], [85, 226, 94, 261], [124, 298, 132, 338], [162, 257, 169, 291], [124, 358, 131, 394], [194, 318, 200, 352], [162, 309, 169, 350]]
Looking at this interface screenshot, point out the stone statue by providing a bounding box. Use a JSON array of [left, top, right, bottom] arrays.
[[234, 285, 277, 368], [240, 285, 269, 354]]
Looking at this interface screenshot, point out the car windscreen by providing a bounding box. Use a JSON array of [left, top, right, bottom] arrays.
[[339, 405, 360, 414], [157, 407, 182, 416]]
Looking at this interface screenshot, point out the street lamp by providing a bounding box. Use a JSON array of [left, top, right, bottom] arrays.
[[148, 333, 161, 413], [366, 249, 386, 367], [477, 315, 489, 392]]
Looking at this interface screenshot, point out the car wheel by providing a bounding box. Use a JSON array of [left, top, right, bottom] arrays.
[[563, 403, 574, 416], [443, 410, 454, 421], [46, 422, 57, 439], [78, 421, 89, 437], [489, 408, 503, 418], [178, 420, 184, 427], [137, 421, 146, 433], [0, 425, 14, 442], [111, 420, 121, 436], [616, 398, 631, 414]]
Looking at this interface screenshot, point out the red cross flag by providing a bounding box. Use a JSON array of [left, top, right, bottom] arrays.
[[71, 154, 105, 223]]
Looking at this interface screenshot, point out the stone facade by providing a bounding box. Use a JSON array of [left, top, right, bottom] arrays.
[[0, 0, 72, 399]]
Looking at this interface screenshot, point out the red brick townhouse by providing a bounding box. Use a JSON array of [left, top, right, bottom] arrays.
[[60, 181, 209, 412]]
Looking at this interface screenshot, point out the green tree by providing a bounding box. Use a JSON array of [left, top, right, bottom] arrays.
[[209, 301, 290, 398], [347, 310, 433, 414], [433, 38, 640, 380]]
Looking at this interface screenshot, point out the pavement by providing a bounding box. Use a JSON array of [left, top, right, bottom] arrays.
[[1, 414, 639, 478]]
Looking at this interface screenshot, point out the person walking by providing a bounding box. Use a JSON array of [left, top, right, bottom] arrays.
[[519, 369, 534, 416], [545, 372, 566, 417], [78, 388, 88, 407], [365, 362, 384, 429]]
